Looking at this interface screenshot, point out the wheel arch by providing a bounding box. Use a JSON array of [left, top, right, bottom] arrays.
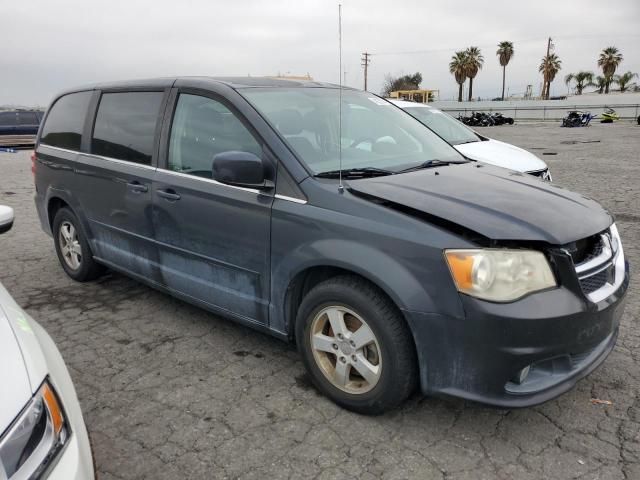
[[44, 188, 93, 242], [47, 196, 70, 229], [274, 239, 439, 337], [281, 259, 424, 351]]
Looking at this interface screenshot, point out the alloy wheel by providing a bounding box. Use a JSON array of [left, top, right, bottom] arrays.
[[58, 221, 82, 270], [309, 305, 382, 394]]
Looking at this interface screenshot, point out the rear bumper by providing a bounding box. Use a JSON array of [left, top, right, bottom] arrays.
[[404, 262, 629, 408]]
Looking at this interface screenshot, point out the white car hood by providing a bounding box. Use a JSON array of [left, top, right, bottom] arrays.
[[454, 138, 547, 173], [0, 283, 48, 434]]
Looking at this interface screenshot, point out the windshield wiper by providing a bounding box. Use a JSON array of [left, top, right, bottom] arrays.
[[314, 167, 396, 179], [397, 159, 467, 173]]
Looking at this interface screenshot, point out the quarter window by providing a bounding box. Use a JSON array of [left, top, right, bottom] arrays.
[[92, 92, 163, 165], [40, 91, 92, 150], [168, 94, 262, 177]]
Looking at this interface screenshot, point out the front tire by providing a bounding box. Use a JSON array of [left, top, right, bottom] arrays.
[[296, 275, 417, 414], [53, 207, 104, 281]]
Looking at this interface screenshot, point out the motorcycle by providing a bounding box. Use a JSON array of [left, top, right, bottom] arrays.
[[600, 108, 619, 123], [561, 110, 595, 128], [458, 111, 513, 127], [490, 113, 514, 125]]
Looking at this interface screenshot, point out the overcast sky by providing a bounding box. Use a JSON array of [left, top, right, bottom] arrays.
[[3, 0, 639, 106]]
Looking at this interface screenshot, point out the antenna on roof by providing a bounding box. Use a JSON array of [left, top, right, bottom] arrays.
[[338, 3, 344, 194]]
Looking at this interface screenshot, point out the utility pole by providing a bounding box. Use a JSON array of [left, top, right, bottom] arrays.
[[361, 52, 371, 91]]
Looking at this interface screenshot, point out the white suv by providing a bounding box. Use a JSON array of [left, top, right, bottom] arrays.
[[391, 100, 551, 181], [0, 206, 95, 480]]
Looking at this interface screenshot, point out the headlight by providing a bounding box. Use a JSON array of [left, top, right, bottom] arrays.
[[0, 380, 69, 479], [444, 249, 557, 302]]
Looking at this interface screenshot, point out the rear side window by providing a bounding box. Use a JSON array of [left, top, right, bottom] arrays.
[[91, 92, 163, 165], [18, 112, 38, 125], [40, 91, 92, 150], [0, 112, 18, 126]]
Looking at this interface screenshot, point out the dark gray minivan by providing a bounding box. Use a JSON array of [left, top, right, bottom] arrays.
[[34, 77, 628, 414]]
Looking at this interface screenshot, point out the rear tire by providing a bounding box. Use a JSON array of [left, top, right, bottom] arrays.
[[52, 207, 104, 282], [295, 275, 417, 415]]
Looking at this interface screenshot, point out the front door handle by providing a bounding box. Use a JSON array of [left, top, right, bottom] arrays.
[[156, 189, 181, 201], [126, 181, 148, 193]]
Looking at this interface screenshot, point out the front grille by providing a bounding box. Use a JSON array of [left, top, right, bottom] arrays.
[[579, 266, 612, 294], [568, 234, 603, 264], [570, 226, 623, 302], [528, 169, 545, 178], [527, 168, 552, 181]]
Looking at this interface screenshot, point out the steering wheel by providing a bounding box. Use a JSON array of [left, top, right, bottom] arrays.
[[349, 137, 375, 149]]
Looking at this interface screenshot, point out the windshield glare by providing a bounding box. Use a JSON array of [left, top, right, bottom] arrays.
[[241, 88, 465, 174], [403, 107, 480, 145]]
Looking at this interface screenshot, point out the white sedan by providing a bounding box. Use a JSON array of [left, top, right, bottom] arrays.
[[0, 205, 95, 479], [390, 100, 551, 181]]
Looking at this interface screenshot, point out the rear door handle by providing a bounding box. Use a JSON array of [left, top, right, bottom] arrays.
[[156, 189, 181, 201], [127, 181, 148, 193]]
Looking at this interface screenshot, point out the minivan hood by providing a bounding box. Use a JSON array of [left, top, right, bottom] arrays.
[[348, 163, 612, 244], [0, 306, 32, 435], [455, 138, 547, 173]]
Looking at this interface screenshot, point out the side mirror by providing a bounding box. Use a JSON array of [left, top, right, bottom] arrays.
[[0, 205, 15, 235], [212, 151, 270, 189]]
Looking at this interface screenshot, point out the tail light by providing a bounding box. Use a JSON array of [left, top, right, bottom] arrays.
[[31, 150, 37, 177]]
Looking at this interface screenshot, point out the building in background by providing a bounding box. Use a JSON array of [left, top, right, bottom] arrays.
[[270, 73, 314, 81], [389, 89, 439, 103]]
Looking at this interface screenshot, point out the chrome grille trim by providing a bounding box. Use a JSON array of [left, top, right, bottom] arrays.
[[573, 225, 625, 303], [575, 233, 613, 276]]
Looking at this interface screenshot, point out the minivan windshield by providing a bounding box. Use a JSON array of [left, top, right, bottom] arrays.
[[403, 106, 480, 145], [241, 88, 466, 175]]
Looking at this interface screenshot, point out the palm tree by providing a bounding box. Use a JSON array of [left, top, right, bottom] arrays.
[[464, 46, 484, 101], [496, 41, 514, 101], [539, 53, 562, 99], [591, 75, 607, 94], [597, 47, 623, 93], [449, 51, 468, 102], [614, 71, 638, 92], [564, 71, 594, 95]]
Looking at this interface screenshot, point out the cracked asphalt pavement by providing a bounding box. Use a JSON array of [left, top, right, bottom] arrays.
[[0, 122, 639, 479]]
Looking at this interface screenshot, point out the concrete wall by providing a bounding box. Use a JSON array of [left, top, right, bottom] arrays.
[[431, 92, 640, 121]]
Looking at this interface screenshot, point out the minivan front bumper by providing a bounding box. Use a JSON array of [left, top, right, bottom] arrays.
[[403, 262, 629, 408]]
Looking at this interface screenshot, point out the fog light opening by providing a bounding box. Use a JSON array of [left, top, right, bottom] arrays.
[[512, 365, 531, 385]]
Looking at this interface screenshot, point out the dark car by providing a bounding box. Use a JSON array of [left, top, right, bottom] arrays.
[[33, 77, 628, 414], [0, 110, 43, 146]]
